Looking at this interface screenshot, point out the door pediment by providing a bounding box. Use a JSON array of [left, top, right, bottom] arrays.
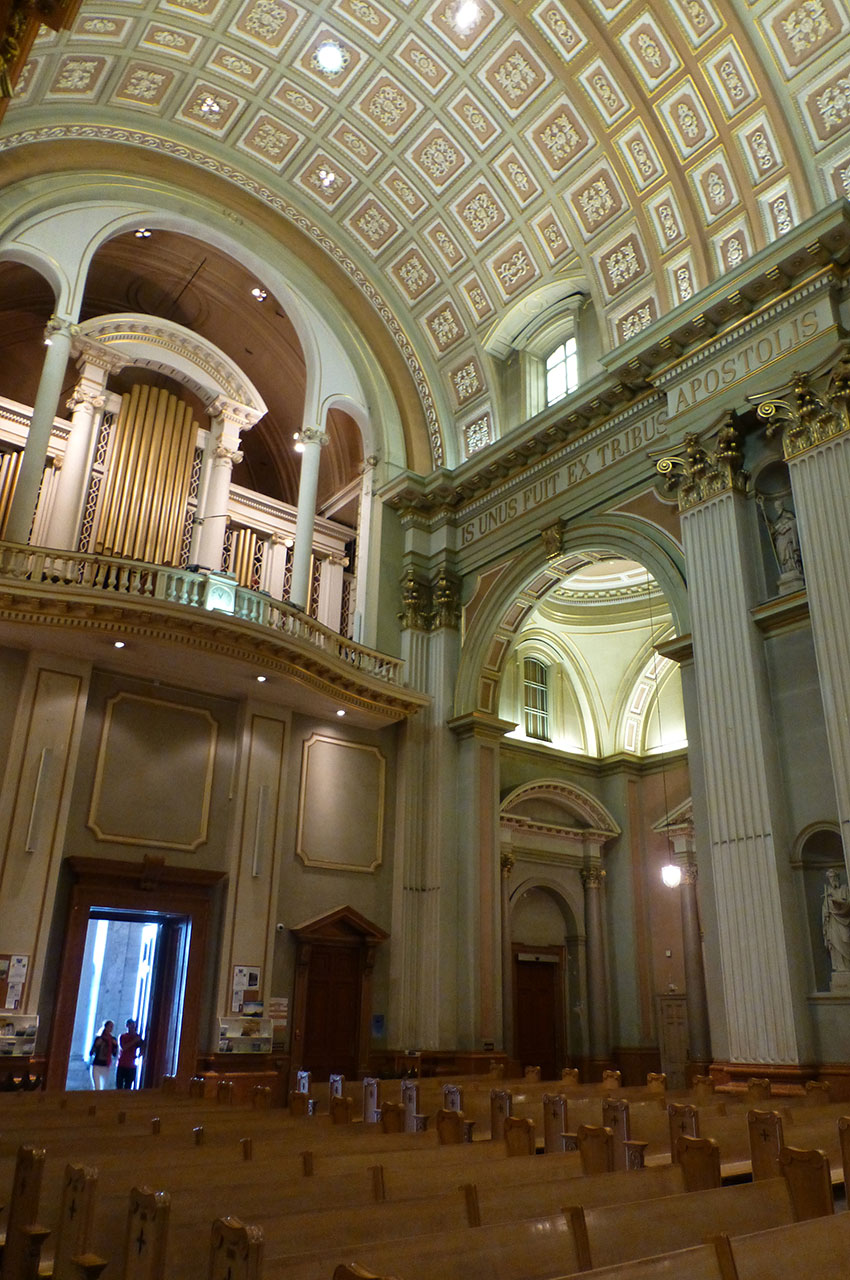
[[289, 905, 388, 945]]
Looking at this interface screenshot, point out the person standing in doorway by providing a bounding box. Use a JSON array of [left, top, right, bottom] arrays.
[[89, 1020, 117, 1089], [116, 1018, 145, 1089]]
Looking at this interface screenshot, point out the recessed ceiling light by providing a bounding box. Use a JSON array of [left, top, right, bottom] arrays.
[[113, 640, 125, 649], [251, 287, 267, 300], [336, 709, 346, 717], [199, 95, 222, 115], [317, 167, 336, 188], [134, 228, 152, 239], [453, 0, 480, 32], [315, 39, 345, 74], [256, 675, 267, 683]]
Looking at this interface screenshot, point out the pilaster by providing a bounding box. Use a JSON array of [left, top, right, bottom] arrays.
[[661, 422, 807, 1064], [758, 360, 850, 872]]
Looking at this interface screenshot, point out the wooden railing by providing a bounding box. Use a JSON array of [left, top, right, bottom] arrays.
[[0, 541, 406, 685]]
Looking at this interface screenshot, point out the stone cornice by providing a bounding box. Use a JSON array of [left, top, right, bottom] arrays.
[[382, 202, 850, 522], [0, 585, 428, 722]]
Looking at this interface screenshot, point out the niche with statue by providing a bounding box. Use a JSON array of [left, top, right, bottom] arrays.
[[799, 827, 850, 993], [753, 458, 805, 598]]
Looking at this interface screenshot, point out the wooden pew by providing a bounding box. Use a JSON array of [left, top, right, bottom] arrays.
[[564, 1178, 799, 1271]]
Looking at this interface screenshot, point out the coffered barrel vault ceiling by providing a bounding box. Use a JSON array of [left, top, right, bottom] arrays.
[[2, 0, 849, 471]]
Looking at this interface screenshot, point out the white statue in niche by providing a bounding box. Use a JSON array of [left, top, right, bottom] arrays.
[[822, 867, 850, 991], [761, 497, 805, 594]]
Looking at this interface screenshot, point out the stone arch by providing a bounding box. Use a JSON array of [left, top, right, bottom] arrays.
[[0, 176, 408, 474], [455, 515, 688, 721], [77, 314, 267, 421]]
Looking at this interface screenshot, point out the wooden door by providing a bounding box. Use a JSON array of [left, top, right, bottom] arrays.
[[302, 944, 361, 1080], [514, 952, 562, 1080]]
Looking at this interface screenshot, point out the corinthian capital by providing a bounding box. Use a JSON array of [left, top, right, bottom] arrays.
[[656, 419, 746, 511], [581, 866, 605, 890], [756, 357, 850, 459]]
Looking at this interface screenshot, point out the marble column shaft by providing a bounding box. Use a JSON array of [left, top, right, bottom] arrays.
[[6, 319, 75, 545], [785, 431, 850, 868], [581, 867, 609, 1062], [290, 428, 326, 611], [680, 863, 711, 1064], [683, 490, 800, 1063]]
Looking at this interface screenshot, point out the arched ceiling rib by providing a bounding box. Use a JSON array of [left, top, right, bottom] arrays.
[[1, 0, 846, 472]]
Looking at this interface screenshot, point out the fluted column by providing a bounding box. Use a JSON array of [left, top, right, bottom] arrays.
[[316, 550, 347, 631], [448, 710, 514, 1050], [6, 317, 77, 544], [290, 426, 327, 610], [581, 866, 609, 1068], [662, 425, 805, 1065], [500, 851, 515, 1059], [680, 863, 711, 1068], [46, 341, 125, 550], [194, 397, 257, 571], [759, 363, 850, 869], [262, 532, 292, 599]]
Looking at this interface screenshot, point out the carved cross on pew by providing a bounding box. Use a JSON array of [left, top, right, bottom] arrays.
[[68, 1195, 77, 1220], [759, 1127, 772, 1142], [135, 1225, 147, 1256]]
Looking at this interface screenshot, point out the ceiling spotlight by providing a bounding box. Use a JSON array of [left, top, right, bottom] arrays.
[[317, 167, 336, 188], [251, 287, 268, 301], [336, 709, 346, 717], [113, 640, 125, 649], [134, 228, 152, 239], [294, 441, 305, 453], [256, 674, 267, 683], [315, 39, 345, 74], [453, 0, 481, 32]]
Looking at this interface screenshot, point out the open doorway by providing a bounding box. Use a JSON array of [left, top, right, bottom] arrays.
[[64, 910, 191, 1090], [47, 856, 222, 1091]]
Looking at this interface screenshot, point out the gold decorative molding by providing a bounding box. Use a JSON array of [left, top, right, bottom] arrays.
[[756, 353, 850, 460], [656, 419, 747, 511]]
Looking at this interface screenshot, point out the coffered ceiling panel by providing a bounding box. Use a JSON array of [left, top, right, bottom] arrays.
[[1, 0, 846, 472]]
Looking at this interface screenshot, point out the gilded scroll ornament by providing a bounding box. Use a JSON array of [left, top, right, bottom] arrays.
[[656, 419, 746, 511], [756, 356, 850, 459]]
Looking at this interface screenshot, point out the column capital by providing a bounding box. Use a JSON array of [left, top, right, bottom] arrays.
[[66, 388, 106, 414], [500, 850, 516, 877], [212, 444, 243, 466], [209, 395, 263, 434], [45, 315, 79, 345], [681, 862, 699, 886], [271, 532, 294, 548], [431, 568, 461, 630], [756, 356, 850, 460], [657, 419, 747, 511], [581, 866, 606, 889], [299, 425, 329, 447], [399, 568, 431, 631]]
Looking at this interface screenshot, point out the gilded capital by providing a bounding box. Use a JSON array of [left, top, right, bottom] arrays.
[[66, 388, 106, 414], [657, 420, 746, 511], [431, 569, 460, 630], [398, 568, 431, 631], [299, 425, 329, 447], [500, 850, 515, 876], [756, 357, 850, 459], [581, 866, 605, 890], [681, 863, 698, 886], [541, 518, 567, 560], [212, 445, 243, 466]]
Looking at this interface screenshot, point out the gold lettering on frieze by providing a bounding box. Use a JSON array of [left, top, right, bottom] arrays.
[[666, 301, 830, 416], [459, 411, 668, 546]]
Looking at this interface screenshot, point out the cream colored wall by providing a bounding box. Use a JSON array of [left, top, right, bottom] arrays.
[[272, 714, 399, 1054]]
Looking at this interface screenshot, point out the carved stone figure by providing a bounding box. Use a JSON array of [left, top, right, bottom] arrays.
[[822, 868, 850, 989]]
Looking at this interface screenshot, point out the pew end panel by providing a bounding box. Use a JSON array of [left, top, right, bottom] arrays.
[[209, 1217, 263, 1280]]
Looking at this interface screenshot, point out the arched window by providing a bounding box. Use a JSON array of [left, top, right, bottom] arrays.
[[545, 336, 578, 407], [523, 657, 550, 741]]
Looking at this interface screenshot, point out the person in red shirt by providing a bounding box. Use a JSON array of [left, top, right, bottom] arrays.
[[116, 1018, 145, 1089]]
